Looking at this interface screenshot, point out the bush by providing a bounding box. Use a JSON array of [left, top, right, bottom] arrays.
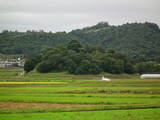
[[136, 62, 160, 74], [24, 59, 36, 72], [124, 61, 136, 74], [24, 55, 42, 72], [101, 57, 124, 74], [66, 59, 77, 74], [36, 61, 52, 73], [74, 60, 101, 74], [67, 40, 82, 52]]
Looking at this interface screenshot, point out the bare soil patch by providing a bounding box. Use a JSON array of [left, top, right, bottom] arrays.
[[0, 102, 100, 110]]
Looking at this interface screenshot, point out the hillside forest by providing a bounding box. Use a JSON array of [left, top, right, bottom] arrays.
[[0, 22, 160, 60], [24, 40, 160, 74]]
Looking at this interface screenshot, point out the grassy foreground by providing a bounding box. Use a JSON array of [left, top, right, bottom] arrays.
[[0, 68, 160, 119], [0, 109, 160, 120]]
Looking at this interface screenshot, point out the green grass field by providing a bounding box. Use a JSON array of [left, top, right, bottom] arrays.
[[0, 109, 160, 120], [0, 68, 160, 120]]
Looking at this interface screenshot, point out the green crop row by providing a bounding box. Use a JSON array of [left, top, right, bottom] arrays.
[[0, 108, 159, 120]]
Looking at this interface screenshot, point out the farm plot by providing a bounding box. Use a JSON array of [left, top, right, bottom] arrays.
[[0, 109, 160, 120], [0, 69, 160, 119]]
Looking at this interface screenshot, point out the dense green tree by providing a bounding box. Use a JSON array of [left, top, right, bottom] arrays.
[[24, 55, 42, 72], [124, 61, 135, 74], [24, 59, 36, 72], [36, 61, 52, 73], [67, 39, 82, 52], [101, 57, 124, 74], [65, 59, 77, 74], [74, 60, 101, 74], [155, 56, 160, 63], [136, 62, 160, 74]]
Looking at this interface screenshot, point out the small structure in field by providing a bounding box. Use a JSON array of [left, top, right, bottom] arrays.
[[101, 76, 111, 81], [140, 74, 160, 79], [19, 71, 25, 77], [0, 54, 25, 68]]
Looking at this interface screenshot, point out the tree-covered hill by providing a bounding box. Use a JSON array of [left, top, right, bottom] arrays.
[[24, 40, 160, 74], [0, 31, 73, 57], [70, 22, 160, 59], [0, 22, 160, 59]]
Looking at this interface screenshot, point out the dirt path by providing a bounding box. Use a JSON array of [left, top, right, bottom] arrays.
[[0, 102, 100, 110]]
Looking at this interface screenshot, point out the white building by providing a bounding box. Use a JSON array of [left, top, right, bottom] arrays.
[[0, 56, 25, 68]]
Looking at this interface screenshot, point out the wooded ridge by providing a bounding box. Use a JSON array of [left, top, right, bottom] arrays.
[[0, 22, 159, 59]]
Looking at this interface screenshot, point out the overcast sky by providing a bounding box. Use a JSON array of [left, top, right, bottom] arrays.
[[0, 0, 159, 32]]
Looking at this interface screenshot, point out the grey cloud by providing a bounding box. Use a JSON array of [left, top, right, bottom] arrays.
[[0, 0, 159, 14], [0, 0, 159, 32]]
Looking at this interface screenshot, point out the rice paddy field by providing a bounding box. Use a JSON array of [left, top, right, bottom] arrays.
[[0, 68, 160, 120]]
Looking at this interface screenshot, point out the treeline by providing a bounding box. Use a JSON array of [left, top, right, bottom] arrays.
[[0, 22, 160, 59], [24, 40, 160, 74], [0, 31, 72, 57], [70, 22, 160, 59]]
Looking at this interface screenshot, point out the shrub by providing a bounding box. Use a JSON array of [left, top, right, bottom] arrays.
[[36, 61, 52, 73], [24, 55, 42, 72], [101, 57, 124, 74], [124, 61, 136, 74], [74, 60, 101, 74], [136, 62, 160, 74], [24, 59, 35, 72]]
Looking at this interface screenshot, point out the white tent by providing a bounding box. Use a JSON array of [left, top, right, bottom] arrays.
[[140, 74, 160, 79]]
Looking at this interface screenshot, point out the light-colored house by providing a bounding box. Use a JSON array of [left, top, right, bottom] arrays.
[[0, 54, 25, 68]]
